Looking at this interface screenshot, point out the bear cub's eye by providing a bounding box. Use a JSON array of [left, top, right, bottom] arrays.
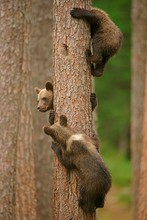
[[42, 97, 48, 101]]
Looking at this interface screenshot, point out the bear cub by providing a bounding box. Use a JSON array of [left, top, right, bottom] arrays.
[[70, 7, 123, 77], [35, 81, 53, 112], [44, 111, 112, 213]]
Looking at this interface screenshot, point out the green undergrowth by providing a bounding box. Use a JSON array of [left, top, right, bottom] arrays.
[[100, 141, 132, 205], [100, 141, 131, 187]]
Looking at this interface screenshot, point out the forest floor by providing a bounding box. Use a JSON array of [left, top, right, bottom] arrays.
[[97, 185, 132, 220]]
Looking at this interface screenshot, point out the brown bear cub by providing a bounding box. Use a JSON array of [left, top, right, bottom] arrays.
[[44, 111, 112, 213], [35, 81, 53, 112], [70, 7, 123, 77]]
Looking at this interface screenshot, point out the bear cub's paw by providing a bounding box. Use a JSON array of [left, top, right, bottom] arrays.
[[70, 8, 83, 18], [49, 110, 55, 125], [85, 49, 92, 61]]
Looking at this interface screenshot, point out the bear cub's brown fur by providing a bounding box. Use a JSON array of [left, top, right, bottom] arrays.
[[70, 7, 123, 77], [44, 111, 112, 213]]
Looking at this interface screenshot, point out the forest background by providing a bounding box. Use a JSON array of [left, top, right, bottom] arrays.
[[0, 0, 132, 219], [93, 0, 132, 219]]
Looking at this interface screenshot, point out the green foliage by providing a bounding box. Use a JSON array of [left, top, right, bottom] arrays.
[[117, 189, 132, 206], [93, 0, 131, 153], [101, 141, 131, 187], [92, 0, 131, 191]]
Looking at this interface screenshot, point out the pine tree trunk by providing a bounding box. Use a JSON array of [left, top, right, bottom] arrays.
[[30, 1, 53, 219], [15, 2, 37, 219], [131, 0, 147, 218], [53, 0, 96, 219], [137, 51, 147, 220], [0, 1, 37, 219]]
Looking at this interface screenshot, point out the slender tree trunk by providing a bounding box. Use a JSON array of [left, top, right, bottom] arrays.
[[131, 0, 147, 218], [30, 1, 53, 219], [137, 45, 147, 220], [53, 0, 96, 219], [0, 1, 37, 219]]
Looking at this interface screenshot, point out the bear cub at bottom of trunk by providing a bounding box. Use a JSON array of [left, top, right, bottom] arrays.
[[44, 111, 112, 213]]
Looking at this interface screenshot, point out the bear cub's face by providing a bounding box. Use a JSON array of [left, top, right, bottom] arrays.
[[35, 81, 53, 112]]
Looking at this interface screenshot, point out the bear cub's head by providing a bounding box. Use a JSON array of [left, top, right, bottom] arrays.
[[35, 81, 53, 112]]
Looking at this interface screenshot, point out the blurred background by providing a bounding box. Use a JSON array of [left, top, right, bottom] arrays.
[[93, 0, 132, 219], [0, 0, 132, 219]]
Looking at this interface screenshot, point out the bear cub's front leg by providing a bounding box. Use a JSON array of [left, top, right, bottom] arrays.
[[48, 110, 55, 125], [70, 8, 99, 24]]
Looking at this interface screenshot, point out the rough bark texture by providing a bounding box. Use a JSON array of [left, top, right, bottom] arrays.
[[131, 0, 147, 217], [30, 1, 53, 219], [15, 2, 37, 219], [0, 1, 37, 219], [0, 2, 18, 217], [137, 50, 147, 220], [15, 72, 37, 220], [53, 0, 96, 219]]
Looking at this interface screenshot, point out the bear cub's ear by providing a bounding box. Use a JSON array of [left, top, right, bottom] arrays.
[[45, 81, 53, 91], [35, 87, 41, 94], [43, 126, 52, 136]]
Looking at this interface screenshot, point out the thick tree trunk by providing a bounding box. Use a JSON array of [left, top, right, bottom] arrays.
[[15, 3, 37, 219], [0, 1, 36, 219], [131, 0, 147, 218], [30, 1, 53, 219], [53, 0, 96, 219], [0, 5, 17, 214]]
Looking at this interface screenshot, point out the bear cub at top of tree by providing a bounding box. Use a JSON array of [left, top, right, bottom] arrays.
[[70, 7, 123, 77], [43, 111, 112, 213], [35, 81, 53, 112]]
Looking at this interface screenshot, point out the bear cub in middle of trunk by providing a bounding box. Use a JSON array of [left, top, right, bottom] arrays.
[[44, 111, 112, 213]]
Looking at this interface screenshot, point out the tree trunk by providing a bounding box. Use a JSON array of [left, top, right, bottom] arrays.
[[0, 4, 17, 214], [131, 0, 147, 217], [137, 49, 147, 220], [53, 0, 96, 219], [15, 2, 37, 219], [0, 1, 37, 219], [30, 1, 53, 219]]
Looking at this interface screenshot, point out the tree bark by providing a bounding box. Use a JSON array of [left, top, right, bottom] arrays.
[[15, 2, 37, 219], [30, 1, 53, 219], [131, 0, 147, 217], [0, 1, 37, 219], [0, 2, 17, 213], [137, 46, 147, 220], [53, 0, 96, 219]]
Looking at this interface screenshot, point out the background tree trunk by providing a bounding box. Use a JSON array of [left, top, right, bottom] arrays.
[[131, 0, 147, 218], [15, 2, 37, 219], [0, 1, 37, 219], [53, 0, 96, 219], [137, 49, 147, 220], [0, 2, 18, 216], [30, 1, 53, 219]]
